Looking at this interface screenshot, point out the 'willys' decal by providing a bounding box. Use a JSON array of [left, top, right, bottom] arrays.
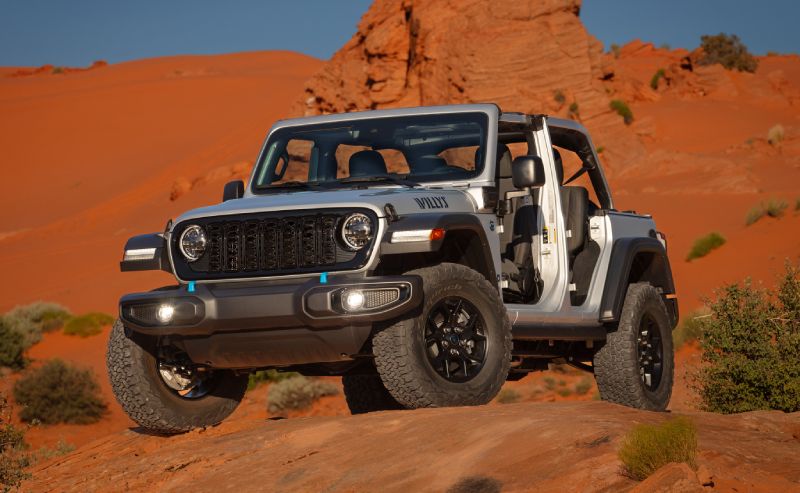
[[414, 196, 449, 209]]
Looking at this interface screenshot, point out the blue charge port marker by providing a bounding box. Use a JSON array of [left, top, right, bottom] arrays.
[[320, 272, 328, 284], [187, 281, 196, 293]]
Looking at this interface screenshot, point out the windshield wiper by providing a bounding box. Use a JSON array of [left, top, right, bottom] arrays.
[[339, 175, 419, 188], [255, 181, 324, 191]]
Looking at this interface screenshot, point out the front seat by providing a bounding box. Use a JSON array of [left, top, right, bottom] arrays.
[[552, 148, 589, 262], [349, 150, 388, 177]]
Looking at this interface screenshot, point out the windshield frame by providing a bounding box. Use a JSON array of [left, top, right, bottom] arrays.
[[246, 104, 500, 196]]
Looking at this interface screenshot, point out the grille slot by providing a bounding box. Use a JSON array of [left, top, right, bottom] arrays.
[[176, 210, 367, 280]]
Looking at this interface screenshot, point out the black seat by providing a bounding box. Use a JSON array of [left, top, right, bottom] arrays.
[[349, 150, 387, 177], [552, 148, 589, 258]]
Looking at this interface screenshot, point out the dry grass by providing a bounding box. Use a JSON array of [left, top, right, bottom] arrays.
[[618, 417, 698, 480], [686, 232, 725, 261]]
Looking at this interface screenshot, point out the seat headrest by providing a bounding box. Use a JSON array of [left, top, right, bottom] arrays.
[[552, 147, 564, 184], [349, 150, 387, 177], [475, 143, 513, 178]]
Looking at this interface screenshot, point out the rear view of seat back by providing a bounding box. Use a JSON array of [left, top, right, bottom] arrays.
[[552, 148, 588, 257]]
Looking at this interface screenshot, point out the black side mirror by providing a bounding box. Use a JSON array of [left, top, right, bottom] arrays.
[[223, 180, 244, 202], [512, 156, 546, 189]]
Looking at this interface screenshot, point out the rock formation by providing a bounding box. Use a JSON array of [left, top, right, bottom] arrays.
[[293, 0, 644, 169]]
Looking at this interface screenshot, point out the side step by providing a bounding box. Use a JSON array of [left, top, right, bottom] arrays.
[[511, 324, 606, 341]]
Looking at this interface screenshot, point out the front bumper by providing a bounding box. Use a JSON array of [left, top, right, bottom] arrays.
[[119, 275, 421, 336], [119, 275, 421, 369]]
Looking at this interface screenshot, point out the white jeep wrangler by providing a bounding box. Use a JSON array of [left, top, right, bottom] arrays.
[[109, 104, 678, 433]]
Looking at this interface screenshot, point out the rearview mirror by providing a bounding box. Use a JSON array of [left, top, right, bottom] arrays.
[[223, 180, 244, 202], [512, 156, 545, 189]]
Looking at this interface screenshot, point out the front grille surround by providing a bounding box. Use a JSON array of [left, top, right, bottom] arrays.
[[170, 208, 377, 281]]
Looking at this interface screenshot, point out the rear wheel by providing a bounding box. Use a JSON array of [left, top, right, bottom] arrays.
[[593, 283, 674, 411], [373, 263, 511, 408], [107, 320, 248, 434]]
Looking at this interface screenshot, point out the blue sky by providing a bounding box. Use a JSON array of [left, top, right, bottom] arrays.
[[0, 0, 796, 67]]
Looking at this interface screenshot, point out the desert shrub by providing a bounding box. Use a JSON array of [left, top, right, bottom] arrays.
[[697, 263, 800, 413], [650, 68, 666, 90], [557, 387, 573, 397], [764, 198, 788, 218], [3, 302, 71, 349], [247, 369, 299, 391], [553, 90, 566, 105], [767, 124, 784, 146], [568, 102, 579, 119], [610, 43, 620, 58], [596, 146, 605, 154], [62, 312, 113, 338], [610, 100, 633, 125], [266, 376, 338, 414], [685, 232, 725, 261], [0, 396, 30, 492], [672, 309, 709, 348], [13, 359, 107, 424], [796, 198, 800, 211], [574, 377, 593, 396], [745, 204, 766, 226], [618, 417, 697, 480], [0, 320, 26, 370], [698, 33, 758, 73], [51, 67, 64, 74], [33, 439, 75, 463], [496, 388, 520, 404], [543, 376, 556, 391], [659, 43, 671, 50]]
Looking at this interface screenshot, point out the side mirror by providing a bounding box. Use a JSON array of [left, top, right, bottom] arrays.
[[512, 156, 546, 189], [223, 180, 244, 202]]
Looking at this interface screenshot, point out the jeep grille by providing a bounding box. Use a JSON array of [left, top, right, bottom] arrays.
[[171, 209, 376, 281]]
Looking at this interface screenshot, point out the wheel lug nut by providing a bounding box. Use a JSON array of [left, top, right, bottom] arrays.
[[450, 349, 458, 355], [442, 341, 449, 347]]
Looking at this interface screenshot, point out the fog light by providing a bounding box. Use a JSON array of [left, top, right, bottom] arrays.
[[343, 290, 365, 311], [156, 304, 175, 323]]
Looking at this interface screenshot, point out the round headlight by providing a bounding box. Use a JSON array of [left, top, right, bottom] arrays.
[[179, 225, 207, 262], [340, 213, 373, 251]]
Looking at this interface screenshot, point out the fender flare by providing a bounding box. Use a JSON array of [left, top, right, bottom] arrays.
[[380, 213, 497, 283], [599, 237, 678, 327]]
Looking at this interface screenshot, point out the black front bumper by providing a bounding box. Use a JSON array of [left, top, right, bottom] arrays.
[[118, 275, 421, 369]]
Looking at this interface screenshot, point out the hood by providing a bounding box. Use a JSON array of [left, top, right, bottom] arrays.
[[173, 187, 477, 225]]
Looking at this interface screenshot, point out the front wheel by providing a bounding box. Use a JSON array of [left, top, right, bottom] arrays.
[[593, 282, 674, 411], [372, 263, 511, 408], [107, 321, 248, 434]]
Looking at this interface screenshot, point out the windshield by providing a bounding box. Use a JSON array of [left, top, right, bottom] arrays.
[[252, 112, 488, 192]]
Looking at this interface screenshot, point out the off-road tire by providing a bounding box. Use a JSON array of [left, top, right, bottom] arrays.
[[342, 373, 404, 414], [593, 282, 674, 411], [107, 320, 248, 434], [373, 263, 511, 408]]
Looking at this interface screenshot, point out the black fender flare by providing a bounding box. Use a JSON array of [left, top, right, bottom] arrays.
[[380, 213, 497, 283], [120, 233, 172, 273], [599, 237, 678, 327]]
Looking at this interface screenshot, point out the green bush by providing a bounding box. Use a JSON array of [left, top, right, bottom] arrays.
[[568, 102, 579, 119], [618, 417, 697, 480], [496, 388, 520, 404], [33, 439, 75, 463], [2, 302, 71, 349], [767, 124, 784, 146], [745, 204, 766, 226], [650, 68, 666, 90], [672, 309, 710, 348], [0, 320, 26, 370], [553, 90, 566, 105], [556, 387, 573, 397], [266, 376, 338, 414], [698, 33, 758, 73], [543, 376, 556, 391], [696, 263, 800, 413], [659, 43, 671, 50], [574, 377, 593, 396], [13, 359, 107, 424], [746, 199, 788, 226], [610, 100, 633, 125], [247, 369, 299, 391], [62, 312, 113, 338], [686, 232, 725, 261], [0, 395, 30, 492], [610, 43, 621, 58]]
